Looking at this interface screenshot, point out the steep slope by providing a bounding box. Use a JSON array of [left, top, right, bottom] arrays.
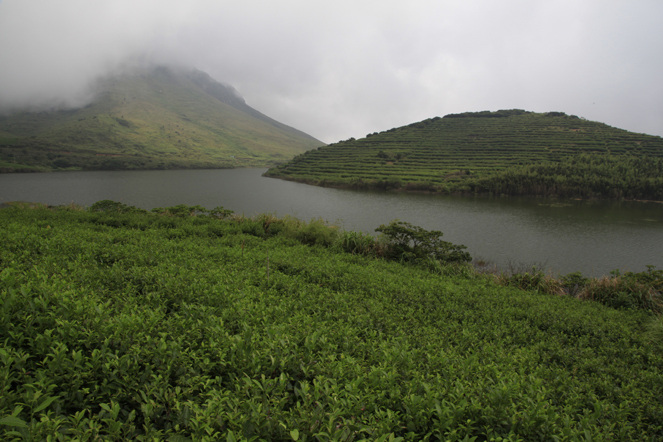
[[266, 109, 663, 200], [0, 66, 323, 172]]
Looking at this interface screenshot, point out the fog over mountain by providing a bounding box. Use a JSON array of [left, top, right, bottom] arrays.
[[1, 0, 662, 143]]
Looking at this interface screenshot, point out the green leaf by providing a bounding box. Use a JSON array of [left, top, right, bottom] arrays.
[[291, 429, 300, 441], [168, 436, 193, 442], [33, 396, 58, 414], [0, 416, 28, 428]]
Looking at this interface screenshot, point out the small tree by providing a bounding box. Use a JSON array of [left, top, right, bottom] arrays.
[[375, 220, 471, 263]]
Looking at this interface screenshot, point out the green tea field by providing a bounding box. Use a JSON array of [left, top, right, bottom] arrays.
[[1, 202, 661, 441], [266, 110, 663, 200]]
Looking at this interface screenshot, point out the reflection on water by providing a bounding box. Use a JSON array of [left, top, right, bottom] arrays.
[[1, 168, 661, 276]]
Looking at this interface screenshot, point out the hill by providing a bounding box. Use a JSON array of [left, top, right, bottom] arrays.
[[0, 66, 323, 172], [0, 202, 661, 440], [265, 109, 663, 200]]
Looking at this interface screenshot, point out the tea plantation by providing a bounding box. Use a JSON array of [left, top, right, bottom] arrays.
[[1, 203, 662, 441], [266, 110, 663, 200]]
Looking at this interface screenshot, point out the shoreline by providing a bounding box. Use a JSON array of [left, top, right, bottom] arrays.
[[263, 172, 663, 203]]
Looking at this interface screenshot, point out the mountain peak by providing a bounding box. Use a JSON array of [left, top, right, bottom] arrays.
[[0, 67, 323, 172]]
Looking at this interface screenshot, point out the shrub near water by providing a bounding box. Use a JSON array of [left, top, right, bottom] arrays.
[[578, 267, 663, 314], [375, 221, 471, 264], [0, 203, 662, 441], [495, 265, 663, 315]]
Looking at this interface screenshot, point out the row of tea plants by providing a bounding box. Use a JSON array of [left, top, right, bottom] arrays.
[[266, 111, 663, 199], [1, 202, 661, 440]]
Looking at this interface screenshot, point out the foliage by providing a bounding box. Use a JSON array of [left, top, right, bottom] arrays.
[[646, 315, 663, 352], [208, 206, 235, 219], [375, 220, 471, 263], [1, 202, 662, 440], [443, 109, 531, 118], [339, 230, 386, 257], [281, 216, 339, 247], [472, 154, 663, 200], [89, 199, 148, 214], [497, 267, 563, 294], [497, 266, 663, 315], [266, 110, 663, 200], [151, 204, 209, 217], [560, 271, 589, 296], [114, 117, 131, 128], [146, 203, 234, 219], [0, 66, 322, 172], [579, 267, 663, 314]]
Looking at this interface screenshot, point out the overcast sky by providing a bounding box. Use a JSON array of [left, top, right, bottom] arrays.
[[1, 0, 662, 143]]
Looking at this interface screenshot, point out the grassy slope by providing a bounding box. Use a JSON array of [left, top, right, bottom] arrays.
[[0, 67, 322, 172], [266, 110, 663, 198], [1, 205, 661, 440]]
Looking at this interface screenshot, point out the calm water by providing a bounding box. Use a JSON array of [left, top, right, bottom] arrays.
[[1, 168, 662, 276]]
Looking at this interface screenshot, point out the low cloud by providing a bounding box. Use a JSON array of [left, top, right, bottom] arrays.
[[1, 0, 662, 142]]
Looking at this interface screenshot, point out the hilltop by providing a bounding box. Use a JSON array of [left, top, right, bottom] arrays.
[[266, 109, 663, 200], [0, 66, 323, 172]]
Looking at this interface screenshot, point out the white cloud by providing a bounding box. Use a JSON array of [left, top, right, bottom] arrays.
[[1, 0, 662, 142]]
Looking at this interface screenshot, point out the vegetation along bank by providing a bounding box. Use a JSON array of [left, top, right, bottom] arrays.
[[1, 201, 662, 440]]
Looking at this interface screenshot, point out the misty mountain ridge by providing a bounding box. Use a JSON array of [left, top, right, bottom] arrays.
[[0, 65, 323, 172]]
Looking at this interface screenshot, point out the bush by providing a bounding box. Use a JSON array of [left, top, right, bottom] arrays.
[[277, 216, 339, 247], [646, 315, 663, 352], [115, 117, 131, 127], [89, 200, 147, 214], [52, 158, 72, 168], [497, 266, 563, 294], [209, 206, 234, 219], [340, 231, 381, 256], [495, 266, 662, 313], [375, 220, 471, 264], [151, 204, 209, 217], [560, 271, 589, 296], [580, 274, 662, 314], [255, 213, 283, 236], [240, 220, 266, 238]]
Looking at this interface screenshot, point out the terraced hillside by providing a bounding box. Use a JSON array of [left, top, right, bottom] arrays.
[[266, 110, 663, 199], [0, 66, 323, 172]]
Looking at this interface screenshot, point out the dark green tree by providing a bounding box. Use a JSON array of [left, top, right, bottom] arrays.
[[375, 220, 471, 263]]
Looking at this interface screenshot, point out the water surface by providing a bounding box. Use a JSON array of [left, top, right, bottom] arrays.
[[1, 168, 661, 276]]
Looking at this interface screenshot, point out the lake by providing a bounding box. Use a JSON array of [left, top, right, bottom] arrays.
[[1, 168, 661, 276]]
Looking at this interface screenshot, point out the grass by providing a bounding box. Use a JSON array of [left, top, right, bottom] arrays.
[[0, 202, 662, 440], [489, 264, 663, 315], [0, 66, 322, 172], [266, 110, 663, 200]]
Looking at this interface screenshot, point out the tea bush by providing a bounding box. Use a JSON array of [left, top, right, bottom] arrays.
[[266, 111, 663, 200], [0, 203, 662, 441]]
